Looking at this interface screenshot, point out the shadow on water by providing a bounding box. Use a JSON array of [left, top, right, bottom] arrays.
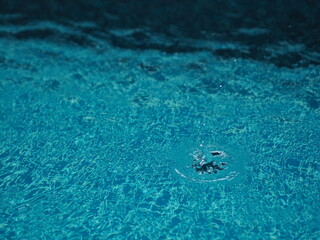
[[0, 0, 320, 68]]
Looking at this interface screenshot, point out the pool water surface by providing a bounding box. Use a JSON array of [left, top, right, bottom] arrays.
[[0, 1, 320, 239]]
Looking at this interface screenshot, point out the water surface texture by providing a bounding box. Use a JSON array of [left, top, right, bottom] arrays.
[[0, 1, 319, 239]]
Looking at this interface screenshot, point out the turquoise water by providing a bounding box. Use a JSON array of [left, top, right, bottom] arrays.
[[0, 8, 320, 240]]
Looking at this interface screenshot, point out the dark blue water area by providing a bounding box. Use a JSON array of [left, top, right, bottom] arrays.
[[0, 1, 320, 239]]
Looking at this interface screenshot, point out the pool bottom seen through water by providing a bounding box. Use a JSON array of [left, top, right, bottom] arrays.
[[0, 17, 319, 240]]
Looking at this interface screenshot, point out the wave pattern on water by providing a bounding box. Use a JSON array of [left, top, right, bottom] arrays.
[[0, 1, 319, 239]]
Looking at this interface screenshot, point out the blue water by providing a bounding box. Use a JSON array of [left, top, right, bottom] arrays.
[[1, 1, 320, 239]]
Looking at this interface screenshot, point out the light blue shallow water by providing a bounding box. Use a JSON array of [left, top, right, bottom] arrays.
[[0, 22, 319, 239]]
